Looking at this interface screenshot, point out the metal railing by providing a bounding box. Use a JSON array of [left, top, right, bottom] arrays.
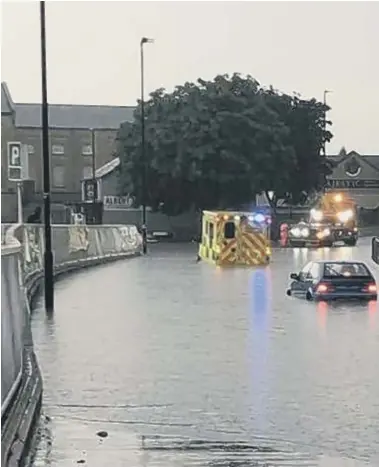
[[372, 237, 379, 264]]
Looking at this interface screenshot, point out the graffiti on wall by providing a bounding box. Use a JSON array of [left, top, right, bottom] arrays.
[[118, 226, 141, 251], [23, 226, 43, 276], [69, 226, 89, 253]]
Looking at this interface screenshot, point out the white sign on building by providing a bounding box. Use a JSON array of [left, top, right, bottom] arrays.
[[103, 195, 135, 210]]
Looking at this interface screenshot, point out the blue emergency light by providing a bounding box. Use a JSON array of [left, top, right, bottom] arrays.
[[248, 212, 272, 225]]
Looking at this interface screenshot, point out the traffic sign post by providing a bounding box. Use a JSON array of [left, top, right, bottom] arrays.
[[7, 142, 24, 223], [7, 142, 22, 181]]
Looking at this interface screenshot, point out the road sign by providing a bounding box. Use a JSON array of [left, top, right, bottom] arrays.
[[7, 142, 22, 181], [82, 179, 98, 202]]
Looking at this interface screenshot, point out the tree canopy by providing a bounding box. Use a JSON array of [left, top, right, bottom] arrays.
[[115, 73, 333, 215]]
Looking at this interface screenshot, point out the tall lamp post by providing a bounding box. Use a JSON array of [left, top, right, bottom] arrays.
[[90, 128, 97, 222], [323, 89, 331, 156], [40, 0, 54, 313], [140, 37, 153, 254]]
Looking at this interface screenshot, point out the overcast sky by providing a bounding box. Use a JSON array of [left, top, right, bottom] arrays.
[[1, 1, 378, 155]]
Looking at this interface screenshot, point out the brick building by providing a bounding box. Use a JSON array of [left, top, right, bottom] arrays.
[[1, 82, 135, 222]]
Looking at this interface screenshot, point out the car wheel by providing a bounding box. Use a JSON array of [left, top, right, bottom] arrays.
[[286, 289, 292, 297], [306, 290, 313, 301]]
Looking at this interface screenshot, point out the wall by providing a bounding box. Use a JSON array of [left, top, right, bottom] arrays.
[[14, 224, 142, 280], [1, 223, 142, 466], [1, 225, 43, 467], [1, 236, 24, 416]]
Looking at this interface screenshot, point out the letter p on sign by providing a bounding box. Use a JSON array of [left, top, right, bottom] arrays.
[[7, 141, 22, 181]]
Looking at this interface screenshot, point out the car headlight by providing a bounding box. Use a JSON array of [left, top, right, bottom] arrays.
[[317, 228, 331, 239], [290, 227, 301, 237], [323, 228, 330, 236], [310, 209, 323, 222], [301, 228, 309, 237], [337, 209, 353, 222]]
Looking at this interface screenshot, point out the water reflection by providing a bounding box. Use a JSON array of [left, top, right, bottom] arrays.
[[368, 300, 377, 329], [316, 300, 328, 330], [291, 248, 309, 271], [247, 267, 272, 435], [316, 299, 378, 331]]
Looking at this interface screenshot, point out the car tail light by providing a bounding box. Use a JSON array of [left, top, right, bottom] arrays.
[[316, 283, 328, 293], [363, 283, 377, 293]]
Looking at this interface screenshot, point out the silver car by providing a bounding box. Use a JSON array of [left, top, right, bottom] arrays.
[[287, 260, 377, 301]]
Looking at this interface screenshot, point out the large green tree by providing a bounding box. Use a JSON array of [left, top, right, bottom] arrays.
[[261, 88, 333, 206], [116, 73, 333, 215]]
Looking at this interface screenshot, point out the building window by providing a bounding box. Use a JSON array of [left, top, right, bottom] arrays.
[[52, 144, 65, 155], [82, 144, 93, 155], [52, 166, 65, 187], [82, 166, 93, 180], [27, 145, 35, 154]]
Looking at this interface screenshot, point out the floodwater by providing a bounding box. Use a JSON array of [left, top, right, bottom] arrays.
[[30, 239, 379, 466]]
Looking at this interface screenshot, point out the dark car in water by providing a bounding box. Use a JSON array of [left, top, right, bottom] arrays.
[[287, 260, 377, 301]]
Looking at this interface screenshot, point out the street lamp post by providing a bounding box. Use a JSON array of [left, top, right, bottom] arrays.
[[40, 0, 54, 313], [91, 128, 97, 222], [140, 37, 153, 255], [323, 89, 331, 156]]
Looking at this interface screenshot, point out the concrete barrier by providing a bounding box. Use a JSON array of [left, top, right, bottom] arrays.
[[1, 224, 43, 467], [1, 230, 24, 417], [1, 223, 142, 466]]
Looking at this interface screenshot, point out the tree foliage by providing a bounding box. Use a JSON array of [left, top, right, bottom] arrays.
[[116, 73, 333, 215]]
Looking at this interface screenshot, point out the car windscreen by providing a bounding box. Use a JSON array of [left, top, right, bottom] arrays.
[[323, 262, 371, 278]]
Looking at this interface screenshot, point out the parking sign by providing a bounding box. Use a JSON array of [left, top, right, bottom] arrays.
[[7, 142, 22, 181]]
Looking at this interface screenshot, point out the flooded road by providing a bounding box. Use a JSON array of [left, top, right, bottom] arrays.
[[30, 239, 379, 466]]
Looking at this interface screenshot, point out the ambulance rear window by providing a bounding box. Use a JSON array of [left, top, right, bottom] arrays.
[[224, 222, 235, 239]]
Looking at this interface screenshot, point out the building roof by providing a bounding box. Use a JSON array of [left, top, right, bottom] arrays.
[[14, 103, 136, 130], [1, 82, 136, 129], [1, 82, 14, 114], [327, 152, 379, 170]]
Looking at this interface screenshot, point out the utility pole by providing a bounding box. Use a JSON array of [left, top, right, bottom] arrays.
[[40, 0, 54, 313], [140, 37, 153, 254]]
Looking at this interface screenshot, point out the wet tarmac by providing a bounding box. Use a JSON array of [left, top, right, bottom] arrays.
[[29, 239, 379, 466]]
